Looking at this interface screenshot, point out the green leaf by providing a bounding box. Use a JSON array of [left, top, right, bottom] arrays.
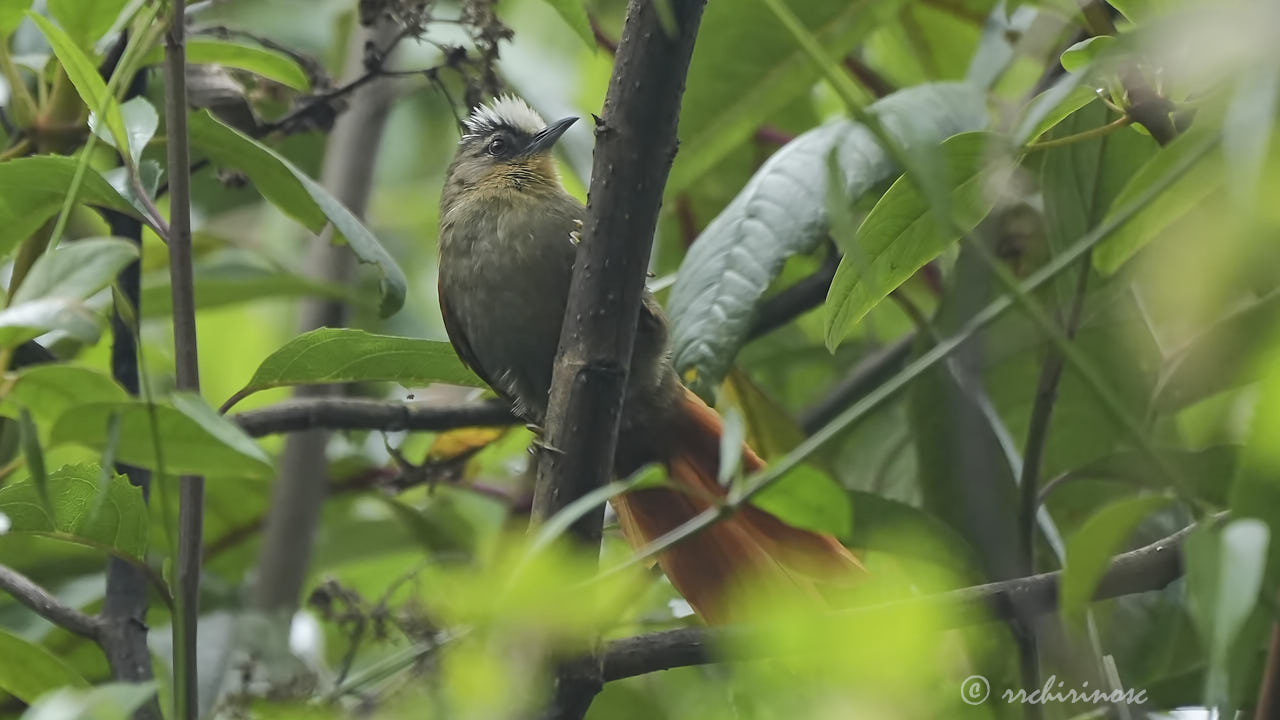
[[1060, 35, 1114, 73], [1186, 519, 1269, 709], [226, 328, 484, 410], [0, 627, 89, 703], [377, 495, 476, 559], [824, 132, 1007, 350], [12, 237, 139, 306], [186, 110, 406, 316], [751, 465, 853, 538], [102, 159, 162, 218], [717, 408, 746, 486], [0, 298, 101, 348], [140, 262, 364, 317], [1, 364, 129, 428], [17, 408, 50, 518], [847, 490, 977, 572], [0, 0, 31, 36], [1060, 493, 1173, 624], [0, 463, 147, 559], [19, 682, 157, 720], [667, 0, 904, 196], [46, 0, 129, 49], [1093, 125, 1224, 274], [50, 400, 273, 479], [29, 13, 129, 155], [89, 97, 158, 167], [1153, 290, 1280, 412], [0, 156, 138, 257], [668, 83, 987, 397], [536, 0, 594, 48], [1014, 76, 1100, 145], [139, 38, 311, 90]]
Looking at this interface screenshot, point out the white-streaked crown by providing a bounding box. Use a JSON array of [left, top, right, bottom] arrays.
[[463, 94, 546, 138]]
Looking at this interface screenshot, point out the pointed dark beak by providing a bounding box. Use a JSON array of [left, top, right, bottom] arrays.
[[523, 116, 578, 155]]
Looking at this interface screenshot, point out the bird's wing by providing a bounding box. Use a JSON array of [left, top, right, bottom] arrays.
[[437, 283, 498, 392]]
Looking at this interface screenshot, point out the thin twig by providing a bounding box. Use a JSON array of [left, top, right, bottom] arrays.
[[599, 516, 1205, 682], [162, 4, 205, 718], [1024, 116, 1133, 152], [0, 564, 103, 640]]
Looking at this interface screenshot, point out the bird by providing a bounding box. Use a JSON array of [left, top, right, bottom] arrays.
[[437, 95, 865, 623]]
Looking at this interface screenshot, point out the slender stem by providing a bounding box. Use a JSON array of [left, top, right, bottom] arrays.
[[1024, 116, 1133, 152], [0, 564, 102, 639], [162, 3, 204, 719]]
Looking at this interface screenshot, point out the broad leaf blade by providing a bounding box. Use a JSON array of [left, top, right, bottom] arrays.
[[1093, 125, 1224, 274], [140, 38, 311, 90], [537, 0, 595, 48], [1, 365, 130, 428], [0, 297, 101, 348], [51, 401, 274, 479], [668, 83, 987, 397], [0, 463, 148, 560], [227, 328, 484, 409], [751, 465, 853, 538], [1060, 493, 1172, 624], [186, 111, 407, 316], [0, 156, 138, 256], [29, 13, 130, 155], [0, 628, 89, 703], [12, 237, 138, 306], [46, 0, 128, 49], [824, 131, 1007, 350], [89, 97, 158, 167]]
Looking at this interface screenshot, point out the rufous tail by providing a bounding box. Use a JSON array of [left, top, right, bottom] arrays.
[[611, 386, 865, 624]]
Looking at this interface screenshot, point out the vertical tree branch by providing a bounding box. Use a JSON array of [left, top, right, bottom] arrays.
[[531, 0, 708, 717], [162, 3, 203, 718], [250, 16, 399, 625]]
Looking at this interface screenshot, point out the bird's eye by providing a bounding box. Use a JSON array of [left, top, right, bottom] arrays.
[[487, 137, 507, 156]]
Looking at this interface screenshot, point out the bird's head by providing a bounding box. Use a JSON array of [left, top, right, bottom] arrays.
[[444, 95, 578, 199]]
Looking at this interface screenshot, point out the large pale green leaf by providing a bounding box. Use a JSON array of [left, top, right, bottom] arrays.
[[186, 111, 406, 316], [0, 0, 31, 35], [50, 400, 273, 479], [1013, 77, 1100, 146], [225, 328, 484, 410], [752, 465, 853, 538], [667, 0, 905, 196], [536, 0, 594, 48], [0, 298, 100, 348], [1, 365, 128, 428], [0, 464, 147, 559], [1093, 125, 1224, 274], [1153, 290, 1280, 412], [12, 237, 138, 306], [139, 38, 310, 90], [1060, 493, 1172, 624], [19, 682, 156, 720], [140, 262, 363, 317], [668, 83, 987, 397], [0, 628, 88, 703], [0, 156, 137, 256], [89, 97, 158, 168], [28, 13, 129, 155], [824, 131, 1007, 350], [1185, 519, 1269, 709], [46, 0, 129, 49]]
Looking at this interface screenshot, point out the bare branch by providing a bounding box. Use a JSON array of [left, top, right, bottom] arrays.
[[0, 565, 102, 640], [601, 518, 1201, 682], [231, 397, 517, 438]]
